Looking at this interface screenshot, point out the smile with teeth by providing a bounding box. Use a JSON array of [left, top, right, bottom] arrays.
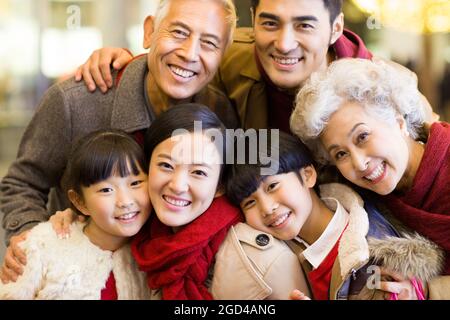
[[269, 212, 291, 227], [364, 162, 386, 181], [272, 56, 301, 65], [116, 211, 139, 221], [163, 195, 191, 207], [169, 65, 196, 78]]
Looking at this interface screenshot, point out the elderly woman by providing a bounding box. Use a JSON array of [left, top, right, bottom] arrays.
[[290, 58, 450, 298]]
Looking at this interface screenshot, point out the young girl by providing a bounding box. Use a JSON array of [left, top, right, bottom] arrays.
[[218, 130, 443, 300], [0, 130, 152, 299]]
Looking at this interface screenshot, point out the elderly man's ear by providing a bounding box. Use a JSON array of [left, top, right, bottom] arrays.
[[143, 16, 155, 49]]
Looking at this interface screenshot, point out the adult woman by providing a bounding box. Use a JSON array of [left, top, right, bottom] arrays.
[[290, 58, 450, 298]]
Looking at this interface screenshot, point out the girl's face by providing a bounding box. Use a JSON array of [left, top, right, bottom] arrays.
[[320, 101, 411, 195], [71, 164, 151, 250], [148, 132, 223, 229], [240, 168, 316, 241]]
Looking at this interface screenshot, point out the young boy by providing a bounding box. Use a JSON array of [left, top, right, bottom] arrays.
[[213, 131, 442, 300]]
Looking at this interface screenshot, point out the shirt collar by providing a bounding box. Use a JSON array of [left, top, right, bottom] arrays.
[[297, 198, 349, 269]]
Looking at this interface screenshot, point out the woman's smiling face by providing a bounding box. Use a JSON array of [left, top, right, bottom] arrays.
[[320, 101, 411, 195], [147, 132, 223, 228]]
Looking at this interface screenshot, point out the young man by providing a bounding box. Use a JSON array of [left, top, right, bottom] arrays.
[[0, 0, 238, 282]]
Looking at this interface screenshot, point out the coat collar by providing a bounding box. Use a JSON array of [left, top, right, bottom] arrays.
[[111, 55, 153, 133], [319, 184, 370, 279], [232, 28, 262, 82]]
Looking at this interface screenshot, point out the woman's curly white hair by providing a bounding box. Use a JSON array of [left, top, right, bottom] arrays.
[[290, 58, 425, 164]]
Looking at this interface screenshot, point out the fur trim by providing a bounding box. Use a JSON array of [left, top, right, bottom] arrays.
[[320, 183, 370, 278], [368, 233, 444, 282]]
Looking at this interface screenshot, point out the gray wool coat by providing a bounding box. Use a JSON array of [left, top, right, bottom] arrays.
[[0, 55, 239, 243]]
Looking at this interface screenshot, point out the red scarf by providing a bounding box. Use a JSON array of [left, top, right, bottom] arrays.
[[131, 196, 243, 300], [385, 122, 450, 273]]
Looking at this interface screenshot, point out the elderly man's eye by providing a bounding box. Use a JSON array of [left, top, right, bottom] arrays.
[[172, 29, 188, 38]]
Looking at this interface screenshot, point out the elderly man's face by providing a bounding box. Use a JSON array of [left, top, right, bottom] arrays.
[[145, 0, 229, 100], [253, 0, 343, 90]]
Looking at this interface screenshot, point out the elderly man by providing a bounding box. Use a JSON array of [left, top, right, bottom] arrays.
[[0, 0, 238, 281], [76, 0, 437, 132]]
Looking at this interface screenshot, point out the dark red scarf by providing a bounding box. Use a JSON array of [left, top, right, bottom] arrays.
[[385, 122, 450, 274], [131, 196, 243, 300]]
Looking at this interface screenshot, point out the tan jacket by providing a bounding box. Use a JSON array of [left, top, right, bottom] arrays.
[[212, 28, 268, 130], [211, 222, 310, 300]]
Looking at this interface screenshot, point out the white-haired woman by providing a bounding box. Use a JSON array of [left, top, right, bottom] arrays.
[[291, 58, 450, 299]]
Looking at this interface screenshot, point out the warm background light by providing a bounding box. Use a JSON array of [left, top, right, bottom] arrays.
[[351, 0, 450, 33]]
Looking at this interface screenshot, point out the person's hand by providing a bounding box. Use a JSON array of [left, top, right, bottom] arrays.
[[0, 230, 30, 284], [49, 208, 84, 239], [74, 47, 133, 93], [289, 289, 311, 300], [379, 268, 423, 300]]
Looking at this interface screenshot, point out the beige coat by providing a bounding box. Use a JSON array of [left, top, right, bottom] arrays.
[[211, 222, 310, 300]]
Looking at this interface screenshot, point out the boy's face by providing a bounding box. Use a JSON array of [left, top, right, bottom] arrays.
[[253, 0, 343, 90], [239, 169, 315, 241]]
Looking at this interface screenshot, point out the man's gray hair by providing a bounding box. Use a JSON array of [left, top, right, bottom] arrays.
[[290, 58, 426, 164], [153, 0, 237, 48]]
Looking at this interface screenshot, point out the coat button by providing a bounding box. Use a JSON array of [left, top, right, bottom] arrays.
[[9, 220, 19, 228], [255, 234, 270, 246]]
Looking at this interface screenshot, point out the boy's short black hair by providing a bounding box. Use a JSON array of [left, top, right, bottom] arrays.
[[251, 0, 343, 25], [226, 130, 315, 207]]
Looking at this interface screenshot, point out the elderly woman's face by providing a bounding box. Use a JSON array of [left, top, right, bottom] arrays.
[[320, 101, 410, 195]]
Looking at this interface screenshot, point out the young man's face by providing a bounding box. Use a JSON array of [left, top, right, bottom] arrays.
[[239, 169, 316, 241], [145, 0, 229, 100], [253, 0, 343, 90]]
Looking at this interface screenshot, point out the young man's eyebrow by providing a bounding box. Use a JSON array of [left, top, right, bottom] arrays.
[[258, 12, 318, 23], [171, 20, 221, 43]]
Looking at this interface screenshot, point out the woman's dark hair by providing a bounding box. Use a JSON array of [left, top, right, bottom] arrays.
[[144, 103, 229, 179], [226, 130, 315, 206], [251, 0, 343, 25], [64, 129, 147, 201]]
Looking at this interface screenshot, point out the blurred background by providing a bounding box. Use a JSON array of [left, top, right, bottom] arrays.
[[0, 0, 449, 258]]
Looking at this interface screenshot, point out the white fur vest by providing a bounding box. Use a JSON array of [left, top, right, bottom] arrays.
[[0, 221, 151, 300]]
